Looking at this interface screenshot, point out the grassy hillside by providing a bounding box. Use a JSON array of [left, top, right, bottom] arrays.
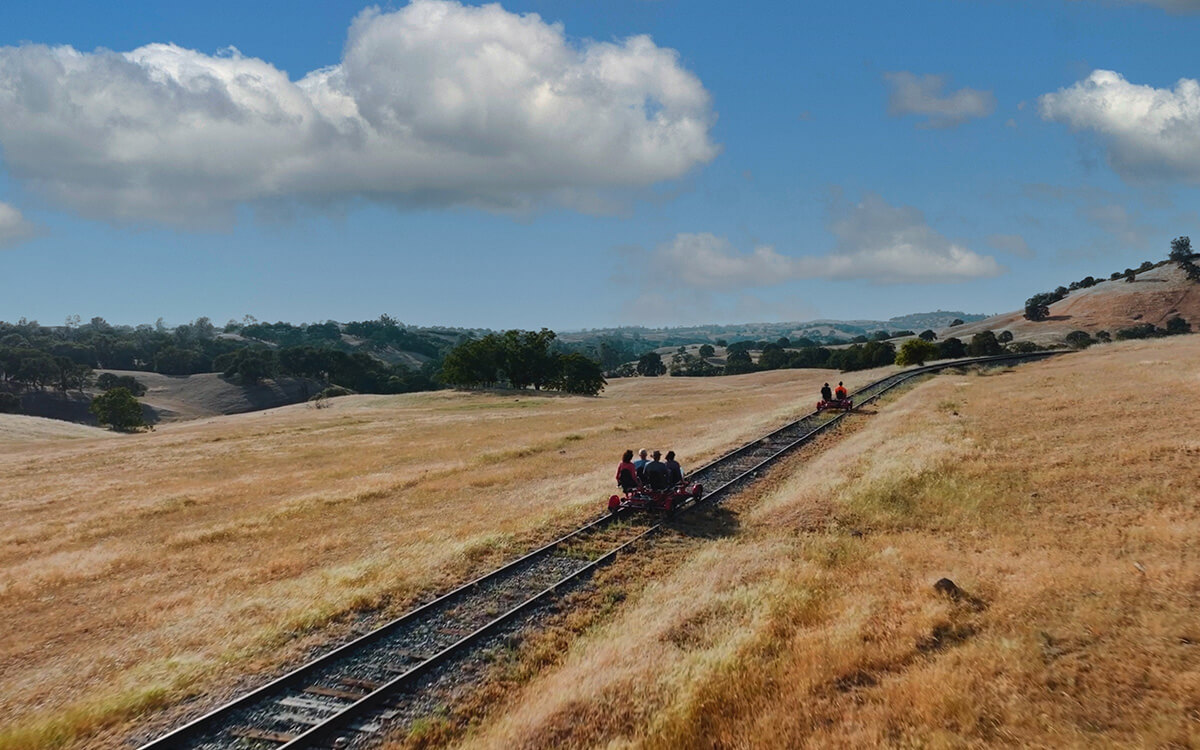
[[0, 366, 873, 750], [950, 262, 1200, 345], [434, 336, 1200, 749]]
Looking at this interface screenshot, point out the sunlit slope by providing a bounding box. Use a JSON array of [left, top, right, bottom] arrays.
[[951, 262, 1200, 345], [0, 366, 872, 750], [0, 414, 113, 443], [456, 336, 1200, 749]]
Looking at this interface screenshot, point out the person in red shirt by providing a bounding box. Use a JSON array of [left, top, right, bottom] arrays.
[[616, 449, 642, 492], [834, 381, 848, 400]]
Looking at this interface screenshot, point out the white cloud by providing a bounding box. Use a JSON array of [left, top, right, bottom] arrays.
[[1039, 70, 1200, 183], [883, 71, 996, 128], [987, 233, 1034, 258], [0, 0, 717, 227], [0, 202, 37, 247], [630, 193, 1002, 292], [1072, 0, 1200, 13]]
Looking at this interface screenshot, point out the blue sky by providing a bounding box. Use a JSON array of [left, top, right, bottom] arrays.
[[0, 0, 1198, 330]]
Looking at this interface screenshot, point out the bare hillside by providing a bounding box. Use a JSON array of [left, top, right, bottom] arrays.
[[947, 262, 1200, 344]]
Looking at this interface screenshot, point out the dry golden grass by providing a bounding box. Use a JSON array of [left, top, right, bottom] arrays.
[[452, 337, 1200, 749], [0, 367, 879, 750]]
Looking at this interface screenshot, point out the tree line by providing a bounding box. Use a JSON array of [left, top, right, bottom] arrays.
[[439, 328, 606, 395]]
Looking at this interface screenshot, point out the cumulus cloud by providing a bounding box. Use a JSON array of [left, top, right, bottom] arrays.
[[629, 193, 1001, 293], [1072, 0, 1200, 13], [0, 202, 37, 247], [883, 71, 996, 128], [1039, 70, 1200, 183], [0, 0, 717, 227]]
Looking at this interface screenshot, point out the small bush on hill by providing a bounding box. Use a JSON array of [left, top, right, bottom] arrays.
[[1008, 341, 1042, 353], [1116, 323, 1158, 340], [1064, 330, 1095, 349]]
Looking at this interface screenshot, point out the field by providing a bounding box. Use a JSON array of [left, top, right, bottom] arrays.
[[7, 337, 1199, 749], [441, 336, 1200, 749], [0, 366, 860, 750]]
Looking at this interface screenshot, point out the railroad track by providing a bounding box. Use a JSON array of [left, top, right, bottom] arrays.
[[136, 351, 1061, 750]]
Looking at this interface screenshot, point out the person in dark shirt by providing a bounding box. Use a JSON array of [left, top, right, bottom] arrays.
[[665, 450, 683, 486], [633, 448, 649, 480], [821, 382, 833, 402], [616, 449, 641, 492], [642, 450, 671, 490]]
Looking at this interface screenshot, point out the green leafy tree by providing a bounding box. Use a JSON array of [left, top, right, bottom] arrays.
[[938, 337, 967, 359], [997, 330, 1014, 344], [723, 349, 757, 375], [896, 338, 939, 366], [552, 353, 606, 395], [221, 348, 277, 384], [1024, 293, 1053, 322], [1170, 236, 1192, 261], [502, 328, 558, 389], [758, 343, 788, 370], [918, 329, 937, 342], [1124, 268, 1137, 283], [698, 344, 715, 359], [90, 387, 147, 431], [636, 351, 666, 377]]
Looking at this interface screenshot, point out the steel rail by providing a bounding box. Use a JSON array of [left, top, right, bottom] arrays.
[[136, 350, 1063, 749]]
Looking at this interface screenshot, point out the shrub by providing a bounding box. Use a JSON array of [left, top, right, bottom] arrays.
[[1008, 341, 1041, 353], [1096, 330, 1111, 342], [997, 330, 1014, 343], [311, 385, 354, 400], [1166, 317, 1191, 335], [1115, 323, 1157, 340], [1064, 330, 1095, 349]]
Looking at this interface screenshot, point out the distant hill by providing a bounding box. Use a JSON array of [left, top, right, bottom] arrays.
[[947, 262, 1200, 345], [559, 311, 987, 347]]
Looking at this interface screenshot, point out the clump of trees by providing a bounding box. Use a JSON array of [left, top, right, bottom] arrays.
[[439, 329, 606, 396]]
